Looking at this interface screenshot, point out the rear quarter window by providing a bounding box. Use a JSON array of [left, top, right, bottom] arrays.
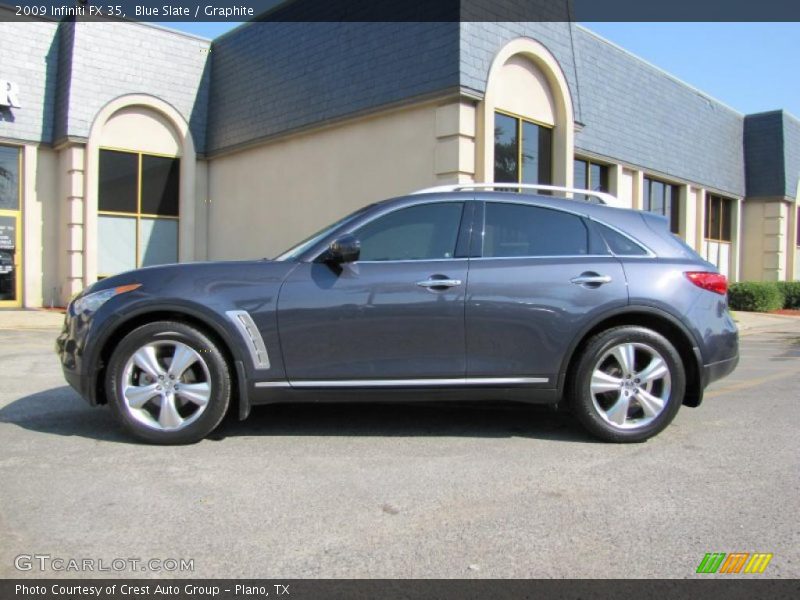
[[594, 222, 649, 256]]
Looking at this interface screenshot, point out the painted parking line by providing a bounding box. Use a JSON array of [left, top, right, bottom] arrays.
[[706, 366, 799, 399]]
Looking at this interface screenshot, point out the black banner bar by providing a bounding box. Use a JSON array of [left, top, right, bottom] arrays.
[[3, 0, 800, 23], [2, 579, 800, 600]]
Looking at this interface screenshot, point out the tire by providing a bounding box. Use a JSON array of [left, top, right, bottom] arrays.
[[567, 326, 685, 443], [106, 321, 231, 445]]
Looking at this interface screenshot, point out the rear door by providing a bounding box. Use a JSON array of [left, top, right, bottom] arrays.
[[465, 200, 629, 386], [277, 201, 474, 383]]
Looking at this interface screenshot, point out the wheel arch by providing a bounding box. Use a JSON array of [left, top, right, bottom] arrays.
[[558, 306, 705, 408], [91, 304, 248, 416]]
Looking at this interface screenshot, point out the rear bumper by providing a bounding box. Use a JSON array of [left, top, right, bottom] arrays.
[[703, 353, 740, 387]]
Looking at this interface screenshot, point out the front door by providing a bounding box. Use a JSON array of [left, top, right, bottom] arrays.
[[277, 201, 469, 383]]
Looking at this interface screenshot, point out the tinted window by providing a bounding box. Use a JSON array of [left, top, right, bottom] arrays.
[[494, 113, 518, 183], [0, 145, 20, 211], [643, 176, 680, 234], [99, 150, 138, 213], [355, 203, 464, 261], [484, 203, 589, 257], [521, 120, 552, 185], [595, 222, 648, 256], [141, 155, 180, 216]]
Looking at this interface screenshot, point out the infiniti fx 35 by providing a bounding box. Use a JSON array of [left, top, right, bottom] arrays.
[[57, 189, 739, 444]]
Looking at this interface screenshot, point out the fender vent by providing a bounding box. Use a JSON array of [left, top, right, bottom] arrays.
[[226, 310, 270, 370]]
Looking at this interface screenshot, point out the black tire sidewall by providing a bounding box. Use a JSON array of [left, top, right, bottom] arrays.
[[570, 326, 686, 443], [106, 321, 231, 445]]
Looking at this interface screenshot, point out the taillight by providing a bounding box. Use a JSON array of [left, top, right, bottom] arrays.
[[685, 271, 728, 295]]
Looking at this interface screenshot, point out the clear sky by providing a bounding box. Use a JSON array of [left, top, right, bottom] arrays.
[[161, 21, 800, 117]]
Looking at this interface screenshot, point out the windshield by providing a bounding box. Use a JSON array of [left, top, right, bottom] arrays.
[[273, 205, 373, 261]]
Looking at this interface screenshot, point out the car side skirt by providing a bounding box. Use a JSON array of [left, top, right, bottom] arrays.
[[248, 384, 559, 406]]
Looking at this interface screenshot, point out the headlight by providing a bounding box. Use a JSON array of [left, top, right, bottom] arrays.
[[71, 283, 141, 315]]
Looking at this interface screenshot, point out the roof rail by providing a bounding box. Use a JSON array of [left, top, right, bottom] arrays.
[[411, 183, 624, 208]]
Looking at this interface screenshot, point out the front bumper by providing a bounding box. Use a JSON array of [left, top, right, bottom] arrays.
[[56, 308, 98, 405]]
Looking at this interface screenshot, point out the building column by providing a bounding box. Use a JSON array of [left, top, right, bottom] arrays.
[[731, 198, 743, 282], [678, 184, 694, 246], [434, 101, 476, 184], [21, 145, 42, 308], [762, 200, 788, 281], [631, 170, 644, 210], [694, 188, 706, 252], [786, 192, 798, 280], [58, 145, 86, 304]]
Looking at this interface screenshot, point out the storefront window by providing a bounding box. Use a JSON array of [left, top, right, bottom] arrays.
[[98, 149, 179, 276], [574, 158, 610, 202], [643, 176, 680, 234], [0, 145, 20, 304], [704, 194, 733, 242], [494, 111, 552, 187]]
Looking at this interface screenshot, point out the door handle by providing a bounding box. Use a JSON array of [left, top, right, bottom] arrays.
[[416, 278, 462, 289], [571, 274, 612, 286]]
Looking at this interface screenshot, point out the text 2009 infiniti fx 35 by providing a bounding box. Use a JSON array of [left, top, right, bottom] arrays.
[[57, 184, 739, 444]]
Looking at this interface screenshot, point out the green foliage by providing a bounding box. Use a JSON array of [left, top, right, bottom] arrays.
[[727, 282, 784, 312], [776, 281, 800, 309]]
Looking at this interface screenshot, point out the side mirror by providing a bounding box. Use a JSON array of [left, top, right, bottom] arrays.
[[326, 234, 361, 264]]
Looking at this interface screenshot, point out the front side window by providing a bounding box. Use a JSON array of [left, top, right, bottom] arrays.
[[354, 203, 464, 262], [98, 149, 179, 276], [704, 194, 733, 242], [483, 203, 589, 258], [643, 176, 680, 234], [494, 112, 552, 187]]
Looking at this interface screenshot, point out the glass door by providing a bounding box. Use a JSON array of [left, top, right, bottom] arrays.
[[0, 145, 21, 307], [0, 211, 21, 307]]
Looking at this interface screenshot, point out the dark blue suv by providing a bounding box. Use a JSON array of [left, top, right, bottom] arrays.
[[57, 185, 739, 444]]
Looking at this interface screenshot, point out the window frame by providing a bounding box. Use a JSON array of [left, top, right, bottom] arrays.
[[574, 157, 611, 193], [642, 175, 681, 235], [493, 109, 554, 187], [704, 193, 734, 243], [97, 147, 180, 277]]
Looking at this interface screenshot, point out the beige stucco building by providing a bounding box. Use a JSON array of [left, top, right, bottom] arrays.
[[0, 15, 797, 308]]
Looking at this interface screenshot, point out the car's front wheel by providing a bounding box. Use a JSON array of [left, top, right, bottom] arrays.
[[106, 321, 231, 444], [568, 326, 685, 442]]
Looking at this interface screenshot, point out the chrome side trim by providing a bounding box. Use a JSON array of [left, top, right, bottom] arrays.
[[225, 310, 270, 370], [255, 377, 548, 389]]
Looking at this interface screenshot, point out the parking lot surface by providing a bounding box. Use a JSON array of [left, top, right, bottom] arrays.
[[0, 316, 798, 578]]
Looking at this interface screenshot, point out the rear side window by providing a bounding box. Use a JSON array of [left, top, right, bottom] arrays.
[[595, 222, 649, 256], [355, 202, 464, 261], [483, 203, 589, 257]]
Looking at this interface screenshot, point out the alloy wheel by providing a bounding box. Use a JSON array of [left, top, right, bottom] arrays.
[[120, 341, 212, 431], [589, 342, 672, 429]]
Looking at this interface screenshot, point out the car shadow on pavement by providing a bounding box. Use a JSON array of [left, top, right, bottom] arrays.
[[1, 386, 599, 445], [212, 402, 597, 443]]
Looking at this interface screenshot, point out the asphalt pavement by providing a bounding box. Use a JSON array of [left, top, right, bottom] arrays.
[[0, 314, 797, 578]]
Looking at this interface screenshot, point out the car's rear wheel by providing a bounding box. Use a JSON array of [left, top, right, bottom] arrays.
[[106, 321, 231, 444], [568, 326, 685, 442]]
